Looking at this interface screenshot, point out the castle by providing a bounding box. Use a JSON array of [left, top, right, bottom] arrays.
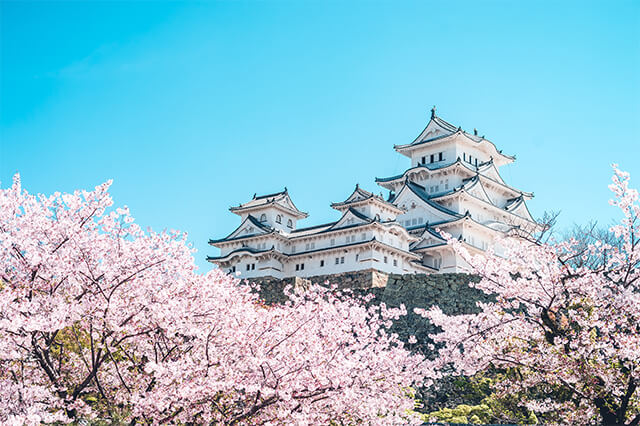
[[208, 108, 540, 278]]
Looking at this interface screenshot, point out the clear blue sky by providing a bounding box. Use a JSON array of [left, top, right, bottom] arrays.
[[1, 1, 639, 271]]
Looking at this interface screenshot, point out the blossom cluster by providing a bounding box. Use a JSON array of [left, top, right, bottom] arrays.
[[0, 175, 432, 425], [418, 166, 640, 425]]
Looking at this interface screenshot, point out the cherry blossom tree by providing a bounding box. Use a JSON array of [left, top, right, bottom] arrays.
[[419, 166, 640, 425], [0, 175, 432, 425]]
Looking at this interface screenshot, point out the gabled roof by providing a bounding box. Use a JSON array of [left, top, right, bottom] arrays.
[[330, 184, 403, 213], [430, 182, 539, 227], [408, 107, 458, 145], [393, 108, 515, 165], [391, 181, 464, 219], [209, 214, 275, 245], [328, 207, 374, 231], [229, 188, 308, 219], [461, 175, 495, 205], [376, 157, 533, 200], [504, 195, 536, 222]]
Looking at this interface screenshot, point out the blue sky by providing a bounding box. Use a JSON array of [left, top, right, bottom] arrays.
[[1, 1, 639, 271]]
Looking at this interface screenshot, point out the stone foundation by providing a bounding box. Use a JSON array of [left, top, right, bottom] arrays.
[[246, 271, 489, 327]]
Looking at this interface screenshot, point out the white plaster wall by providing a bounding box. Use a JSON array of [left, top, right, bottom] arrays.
[[410, 145, 457, 168]]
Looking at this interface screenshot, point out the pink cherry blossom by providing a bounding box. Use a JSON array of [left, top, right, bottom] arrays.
[[0, 174, 434, 424], [418, 166, 640, 425]]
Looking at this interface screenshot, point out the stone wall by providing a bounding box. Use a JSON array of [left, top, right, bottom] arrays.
[[249, 272, 490, 337], [250, 269, 390, 303]]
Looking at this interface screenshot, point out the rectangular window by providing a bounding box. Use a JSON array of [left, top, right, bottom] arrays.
[[361, 233, 366, 240], [246, 264, 250, 271], [421, 156, 426, 164], [384, 256, 388, 263], [330, 238, 335, 246], [405, 220, 411, 226], [393, 259, 398, 267], [418, 217, 423, 224], [439, 152, 443, 161], [295, 264, 299, 271], [310, 242, 315, 249], [291, 245, 296, 253], [305, 243, 310, 250], [463, 153, 466, 161], [340, 257, 345, 264], [355, 254, 359, 261], [475, 158, 478, 166], [430, 154, 435, 163], [251, 264, 255, 270], [301, 263, 304, 270], [335, 257, 340, 265], [468, 155, 472, 164], [320, 260, 325, 267], [412, 218, 417, 225]]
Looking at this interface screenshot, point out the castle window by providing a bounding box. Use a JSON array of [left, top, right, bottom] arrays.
[[393, 259, 398, 267], [246, 264, 250, 271], [259, 213, 267, 222], [296, 264, 299, 271], [418, 217, 423, 224], [291, 245, 296, 253], [361, 233, 366, 240], [439, 152, 443, 161], [251, 263, 255, 270], [320, 260, 325, 267], [475, 158, 478, 166], [340, 256, 345, 264], [421, 156, 426, 164], [463, 153, 467, 161], [335, 257, 340, 265], [276, 215, 282, 224], [405, 220, 411, 226], [430, 154, 435, 163], [330, 238, 335, 246], [412, 218, 417, 225], [384, 256, 388, 263], [305, 243, 310, 250], [356, 254, 359, 261], [287, 219, 293, 228]]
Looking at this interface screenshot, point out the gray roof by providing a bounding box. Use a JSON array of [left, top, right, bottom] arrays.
[[391, 181, 463, 218]]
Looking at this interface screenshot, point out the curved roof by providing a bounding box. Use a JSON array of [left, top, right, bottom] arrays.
[[393, 111, 515, 164], [331, 184, 403, 213], [391, 181, 464, 219], [209, 214, 279, 245], [230, 188, 308, 218], [377, 159, 533, 199]]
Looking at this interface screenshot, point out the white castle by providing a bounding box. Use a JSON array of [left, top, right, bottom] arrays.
[[208, 108, 540, 278]]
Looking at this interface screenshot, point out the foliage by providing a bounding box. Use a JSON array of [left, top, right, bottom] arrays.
[[0, 175, 433, 425], [417, 166, 640, 425]]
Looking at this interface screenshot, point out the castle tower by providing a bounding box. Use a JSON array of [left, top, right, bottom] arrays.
[[375, 107, 540, 272]]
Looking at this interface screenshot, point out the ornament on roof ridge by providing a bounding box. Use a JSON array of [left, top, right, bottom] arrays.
[[430, 106, 436, 119]]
